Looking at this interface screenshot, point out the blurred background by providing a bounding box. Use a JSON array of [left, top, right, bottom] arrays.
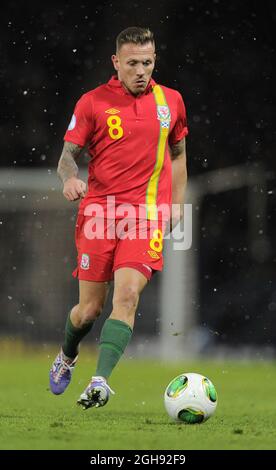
[[1, 0, 275, 359]]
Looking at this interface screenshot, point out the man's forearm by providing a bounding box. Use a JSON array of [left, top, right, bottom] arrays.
[[172, 155, 187, 209], [57, 142, 83, 183], [168, 138, 188, 232]]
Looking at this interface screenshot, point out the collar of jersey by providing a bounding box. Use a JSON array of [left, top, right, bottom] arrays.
[[108, 75, 156, 96]]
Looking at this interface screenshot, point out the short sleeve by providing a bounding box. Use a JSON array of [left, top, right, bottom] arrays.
[[169, 92, 188, 146], [63, 94, 94, 147]]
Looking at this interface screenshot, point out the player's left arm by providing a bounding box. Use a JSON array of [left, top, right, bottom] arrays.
[[169, 137, 187, 231]]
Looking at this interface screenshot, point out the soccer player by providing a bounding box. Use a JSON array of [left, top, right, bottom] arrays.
[[49, 27, 188, 409]]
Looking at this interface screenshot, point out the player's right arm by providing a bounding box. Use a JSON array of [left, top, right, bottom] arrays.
[[167, 91, 189, 233], [57, 142, 87, 201]]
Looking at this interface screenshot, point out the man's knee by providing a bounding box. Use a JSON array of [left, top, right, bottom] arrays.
[[76, 301, 103, 326], [113, 286, 139, 313]]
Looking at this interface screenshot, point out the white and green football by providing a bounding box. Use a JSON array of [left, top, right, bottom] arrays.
[[164, 372, 218, 424]]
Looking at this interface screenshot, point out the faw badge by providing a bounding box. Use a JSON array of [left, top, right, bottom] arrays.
[[80, 253, 90, 270], [157, 105, 171, 122]]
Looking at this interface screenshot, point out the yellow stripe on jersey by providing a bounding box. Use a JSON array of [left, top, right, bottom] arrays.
[[146, 85, 171, 220]]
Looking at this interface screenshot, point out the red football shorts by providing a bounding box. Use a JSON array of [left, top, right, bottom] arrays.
[[72, 215, 165, 282]]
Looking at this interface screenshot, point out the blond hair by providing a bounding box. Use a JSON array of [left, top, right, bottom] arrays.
[[116, 27, 154, 51]]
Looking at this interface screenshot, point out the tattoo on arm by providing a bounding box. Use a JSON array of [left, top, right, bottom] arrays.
[[57, 142, 83, 183], [169, 138, 186, 160]]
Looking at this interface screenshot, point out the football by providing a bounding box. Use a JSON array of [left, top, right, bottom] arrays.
[[164, 372, 218, 424]]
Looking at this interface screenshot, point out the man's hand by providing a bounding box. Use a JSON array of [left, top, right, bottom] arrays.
[[63, 176, 87, 201], [164, 204, 184, 236]]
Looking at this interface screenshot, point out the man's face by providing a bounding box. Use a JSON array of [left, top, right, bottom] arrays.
[[112, 42, 156, 96]]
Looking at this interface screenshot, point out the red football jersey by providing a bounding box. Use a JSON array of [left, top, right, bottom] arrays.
[[64, 76, 188, 220]]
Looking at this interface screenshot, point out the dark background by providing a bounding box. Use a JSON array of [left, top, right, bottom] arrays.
[[1, 0, 276, 350]]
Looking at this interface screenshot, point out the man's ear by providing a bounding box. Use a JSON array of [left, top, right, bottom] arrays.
[[111, 54, 119, 71]]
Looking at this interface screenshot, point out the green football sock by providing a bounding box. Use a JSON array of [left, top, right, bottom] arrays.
[[62, 312, 94, 359], [96, 318, 133, 379]]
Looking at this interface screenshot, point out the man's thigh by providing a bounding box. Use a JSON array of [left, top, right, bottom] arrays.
[[79, 280, 110, 309]]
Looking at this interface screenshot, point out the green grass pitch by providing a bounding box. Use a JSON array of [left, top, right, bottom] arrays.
[[1, 350, 276, 450]]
